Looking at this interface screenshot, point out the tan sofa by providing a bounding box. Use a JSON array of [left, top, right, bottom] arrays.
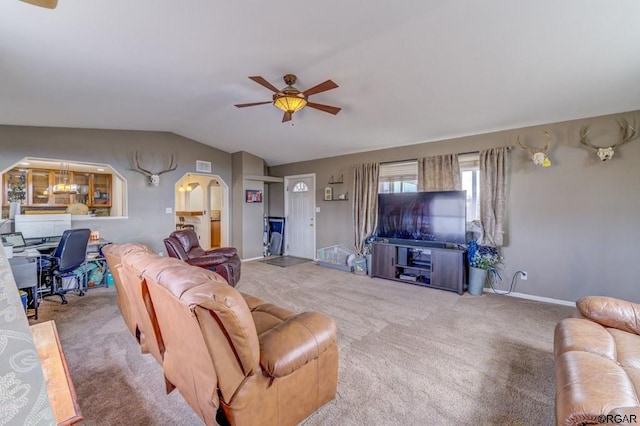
[[554, 296, 640, 426], [103, 243, 338, 426]]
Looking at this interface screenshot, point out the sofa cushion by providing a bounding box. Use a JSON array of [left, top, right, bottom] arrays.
[[577, 296, 640, 335], [554, 318, 617, 361], [251, 303, 296, 335], [609, 328, 640, 369], [259, 312, 337, 378]]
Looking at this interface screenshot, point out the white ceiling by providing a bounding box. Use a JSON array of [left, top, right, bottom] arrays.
[[2, 1, 640, 166]]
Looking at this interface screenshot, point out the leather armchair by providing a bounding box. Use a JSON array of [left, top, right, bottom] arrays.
[[163, 229, 241, 287]]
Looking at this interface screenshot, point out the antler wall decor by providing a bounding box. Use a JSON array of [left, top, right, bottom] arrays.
[[516, 131, 552, 167], [132, 151, 177, 186], [579, 118, 637, 161]]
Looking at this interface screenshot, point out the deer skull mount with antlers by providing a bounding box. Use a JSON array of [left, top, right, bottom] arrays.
[[133, 152, 177, 186], [580, 119, 637, 162], [517, 131, 552, 167]]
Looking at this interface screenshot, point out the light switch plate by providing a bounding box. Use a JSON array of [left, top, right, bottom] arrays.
[[165, 207, 173, 214]]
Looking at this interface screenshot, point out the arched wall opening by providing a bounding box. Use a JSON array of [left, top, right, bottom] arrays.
[[174, 173, 229, 249]]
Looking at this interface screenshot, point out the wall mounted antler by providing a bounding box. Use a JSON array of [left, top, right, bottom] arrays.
[[579, 118, 637, 161], [133, 151, 177, 186], [516, 131, 551, 167]]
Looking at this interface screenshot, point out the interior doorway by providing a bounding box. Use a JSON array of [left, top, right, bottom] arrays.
[[284, 174, 316, 259], [174, 173, 229, 249]]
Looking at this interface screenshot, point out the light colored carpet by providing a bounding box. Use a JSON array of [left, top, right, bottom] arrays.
[[32, 261, 574, 425]]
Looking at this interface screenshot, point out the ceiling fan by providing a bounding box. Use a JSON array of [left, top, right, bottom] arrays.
[[235, 74, 342, 123], [19, 0, 58, 9]]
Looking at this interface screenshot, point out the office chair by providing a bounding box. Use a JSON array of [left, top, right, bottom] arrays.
[[38, 228, 91, 305]]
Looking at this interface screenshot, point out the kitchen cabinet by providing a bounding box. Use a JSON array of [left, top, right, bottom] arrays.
[[4, 168, 27, 204], [3, 168, 112, 208]]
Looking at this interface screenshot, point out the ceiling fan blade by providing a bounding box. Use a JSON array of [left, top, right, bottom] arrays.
[[248, 76, 280, 93], [19, 0, 58, 8], [282, 112, 292, 123], [306, 102, 342, 115], [303, 80, 339, 97], [234, 101, 272, 108]]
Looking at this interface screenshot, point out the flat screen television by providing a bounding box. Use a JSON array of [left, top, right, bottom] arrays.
[[376, 190, 467, 246]]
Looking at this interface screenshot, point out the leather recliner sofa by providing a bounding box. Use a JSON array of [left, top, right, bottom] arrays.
[[554, 296, 640, 426], [164, 229, 241, 287], [103, 243, 338, 426]]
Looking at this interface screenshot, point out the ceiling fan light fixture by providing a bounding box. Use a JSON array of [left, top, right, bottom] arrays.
[[19, 0, 58, 9], [273, 93, 307, 113]]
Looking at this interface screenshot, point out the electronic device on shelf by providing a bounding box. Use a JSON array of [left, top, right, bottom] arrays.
[[376, 191, 466, 246]]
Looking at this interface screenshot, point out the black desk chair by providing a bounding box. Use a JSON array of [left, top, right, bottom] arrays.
[[38, 228, 91, 305]]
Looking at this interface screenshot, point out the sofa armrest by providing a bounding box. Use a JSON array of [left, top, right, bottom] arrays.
[[185, 255, 227, 268], [204, 247, 237, 258], [259, 312, 337, 378], [576, 296, 640, 335]]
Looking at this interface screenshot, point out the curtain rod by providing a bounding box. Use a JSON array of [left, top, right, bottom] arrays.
[[379, 146, 513, 165]]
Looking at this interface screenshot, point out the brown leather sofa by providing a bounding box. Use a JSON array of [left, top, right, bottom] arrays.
[[104, 243, 338, 426], [164, 229, 241, 287], [554, 296, 640, 426], [103, 243, 165, 363]]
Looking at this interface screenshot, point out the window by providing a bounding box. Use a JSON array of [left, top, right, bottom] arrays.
[[292, 182, 309, 192], [378, 161, 417, 193], [378, 155, 480, 222], [459, 153, 480, 222]]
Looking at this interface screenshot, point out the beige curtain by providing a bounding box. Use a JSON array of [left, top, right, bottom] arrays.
[[353, 163, 379, 255], [417, 154, 461, 191], [478, 147, 509, 247]]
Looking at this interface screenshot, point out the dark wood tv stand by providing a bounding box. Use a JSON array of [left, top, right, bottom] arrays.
[[371, 242, 466, 294]]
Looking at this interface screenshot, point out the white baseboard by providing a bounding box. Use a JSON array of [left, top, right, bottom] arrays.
[[483, 288, 575, 307], [242, 256, 264, 262]]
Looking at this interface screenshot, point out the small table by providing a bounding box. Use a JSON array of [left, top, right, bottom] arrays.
[[30, 321, 83, 425]]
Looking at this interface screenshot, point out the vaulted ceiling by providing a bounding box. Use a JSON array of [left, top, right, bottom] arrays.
[[2, 1, 639, 165]]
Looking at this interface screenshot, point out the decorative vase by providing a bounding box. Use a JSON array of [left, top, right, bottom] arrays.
[[468, 266, 488, 296]]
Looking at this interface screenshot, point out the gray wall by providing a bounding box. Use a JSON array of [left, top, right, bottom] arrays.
[[231, 151, 266, 259], [268, 111, 640, 303], [0, 125, 232, 254]]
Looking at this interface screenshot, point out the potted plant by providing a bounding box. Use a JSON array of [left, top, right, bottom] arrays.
[[467, 240, 501, 296]]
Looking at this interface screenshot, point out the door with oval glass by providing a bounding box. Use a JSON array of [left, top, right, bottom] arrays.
[[284, 174, 316, 259]]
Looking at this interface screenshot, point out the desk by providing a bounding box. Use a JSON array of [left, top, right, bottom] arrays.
[[30, 321, 83, 425], [18, 238, 111, 303], [9, 256, 39, 319]]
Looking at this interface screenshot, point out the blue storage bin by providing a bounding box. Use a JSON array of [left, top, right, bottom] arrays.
[[19, 291, 28, 312]]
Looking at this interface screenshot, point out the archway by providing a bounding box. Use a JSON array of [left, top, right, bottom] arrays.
[[174, 173, 229, 249]]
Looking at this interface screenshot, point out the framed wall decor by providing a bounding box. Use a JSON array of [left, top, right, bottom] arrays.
[[245, 189, 262, 203], [324, 186, 333, 201]]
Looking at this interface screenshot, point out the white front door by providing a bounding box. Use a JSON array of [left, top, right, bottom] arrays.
[[284, 174, 316, 259]]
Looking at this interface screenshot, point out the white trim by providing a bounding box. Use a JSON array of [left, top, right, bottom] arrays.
[[71, 216, 129, 221], [242, 256, 264, 262], [283, 173, 316, 259], [484, 288, 575, 307]]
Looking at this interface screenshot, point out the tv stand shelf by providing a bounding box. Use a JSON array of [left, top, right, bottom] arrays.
[[372, 242, 466, 294]]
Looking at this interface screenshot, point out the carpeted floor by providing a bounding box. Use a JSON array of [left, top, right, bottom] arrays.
[[32, 261, 574, 425]]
